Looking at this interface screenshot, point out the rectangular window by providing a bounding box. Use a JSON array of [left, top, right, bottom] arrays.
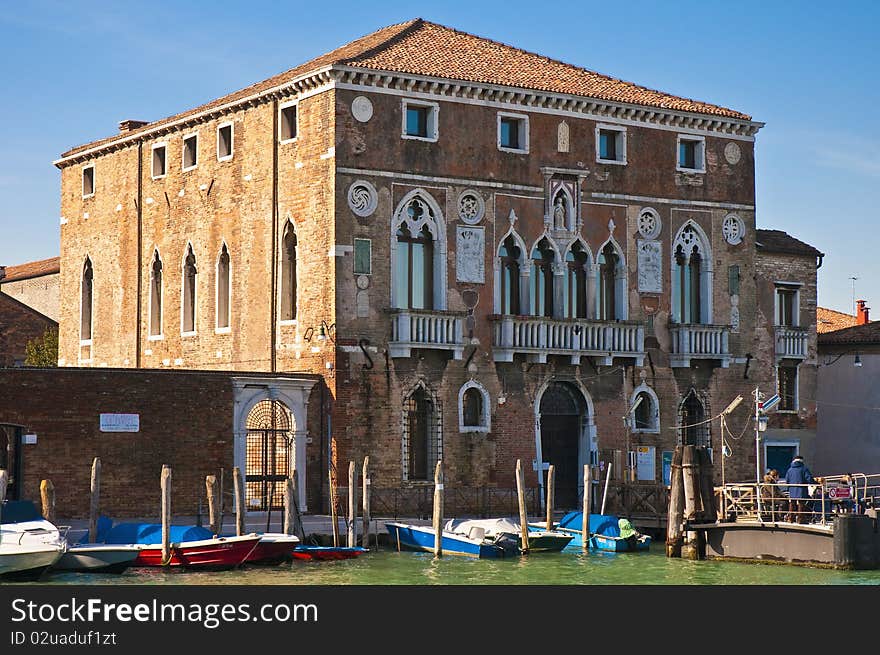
[[217, 123, 233, 161], [596, 125, 626, 163], [182, 134, 198, 171], [401, 100, 438, 141], [151, 144, 167, 178], [728, 265, 740, 296], [82, 165, 95, 197], [498, 113, 528, 153], [776, 286, 798, 326], [354, 238, 371, 275], [778, 365, 798, 411], [279, 102, 297, 142], [677, 135, 705, 172]]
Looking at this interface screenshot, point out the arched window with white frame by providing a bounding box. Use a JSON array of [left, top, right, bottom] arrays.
[[80, 257, 93, 342], [497, 232, 525, 315], [672, 221, 713, 324], [459, 380, 491, 433], [630, 384, 660, 433], [216, 242, 231, 330], [564, 240, 591, 319], [530, 237, 556, 318], [182, 243, 198, 334], [391, 191, 446, 311], [597, 239, 627, 320]]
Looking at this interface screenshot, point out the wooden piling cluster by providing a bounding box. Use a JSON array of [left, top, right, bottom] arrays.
[[666, 445, 717, 560], [328, 458, 373, 549]]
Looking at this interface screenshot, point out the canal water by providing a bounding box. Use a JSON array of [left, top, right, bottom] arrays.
[[28, 544, 880, 585]]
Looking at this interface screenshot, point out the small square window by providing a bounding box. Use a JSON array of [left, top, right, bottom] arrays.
[[597, 126, 626, 164], [498, 113, 528, 153], [182, 134, 198, 171], [401, 100, 438, 141], [217, 123, 233, 161], [280, 103, 297, 142], [82, 165, 95, 197], [151, 144, 167, 178], [354, 238, 371, 275], [677, 136, 705, 172]]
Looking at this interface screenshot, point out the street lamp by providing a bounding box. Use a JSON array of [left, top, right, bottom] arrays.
[[623, 395, 644, 483], [719, 394, 743, 519]]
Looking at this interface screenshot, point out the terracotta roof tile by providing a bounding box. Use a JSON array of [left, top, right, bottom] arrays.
[[817, 307, 859, 334], [60, 18, 752, 160], [818, 320, 880, 346], [755, 229, 823, 258], [0, 257, 60, 283]]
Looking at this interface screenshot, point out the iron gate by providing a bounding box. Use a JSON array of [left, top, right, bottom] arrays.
[[245, 400, 291, 510]]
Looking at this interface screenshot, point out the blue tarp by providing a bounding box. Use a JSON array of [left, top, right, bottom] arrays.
[[102, 522, 213, 545], [556, 512, 621, 537], [0, 500, 42, 524]]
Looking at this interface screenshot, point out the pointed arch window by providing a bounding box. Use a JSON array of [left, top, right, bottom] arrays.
[[564, 242, 589, 319], [393, 194, 442, 311], [673, 223, 711, 324], [216, 243, 231, 330], [598, 242, 619, 320], [403, 386, 442, 481], [182, 244, 198, 334], [631, 385, 660, 433], [80, 258, 93, 342], [499, 234, 521, 315], [149, 251, 163, 337], [530, 238, 555, 317], [679, 390, 709, 448], [281, 223, 297, 321]]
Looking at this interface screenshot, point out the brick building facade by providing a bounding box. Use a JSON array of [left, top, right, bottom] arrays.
[[48, 19, 822, 515]]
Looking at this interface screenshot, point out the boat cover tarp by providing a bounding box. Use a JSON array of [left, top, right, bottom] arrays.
[[0, 500, 41, 524], [556, 512, 621, 537], [102, 522, 214, 545], [444, 518, 520, 537]]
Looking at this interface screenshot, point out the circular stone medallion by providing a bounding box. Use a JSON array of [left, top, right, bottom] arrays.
[[458, 190, 485, 224], [722, 213, 745, 245], [356, 274, 370, 290], [724, 142, 742, 165], [351, 96, 374, 123], [347, 181, 378, 218], [637, 208, 661, 239]]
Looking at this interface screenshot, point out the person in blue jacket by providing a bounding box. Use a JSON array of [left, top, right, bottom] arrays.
[[784, 455, 815, 524]]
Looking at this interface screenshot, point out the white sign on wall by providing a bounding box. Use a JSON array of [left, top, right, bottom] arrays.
[[636, 446, 656, 481], [637, 240, 663, 293], [456, 225, 485, 283], [99, 413, 140, 433]]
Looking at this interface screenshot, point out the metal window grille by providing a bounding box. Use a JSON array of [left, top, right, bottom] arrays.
[[402, 388, 442, 481], [679, 391, 710, 448], [245, 399, 292, 510]]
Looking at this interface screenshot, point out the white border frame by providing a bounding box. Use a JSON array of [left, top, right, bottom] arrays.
[[215, 241, 232, 333], [81, 164, 95, 199], [401, 98, 439, 142], [458, 380, 491, 433], [180, 242, 198, 337], [279, 99, 299, 144], [497, 111, 529, 153], [595, 123, 627, 165], [630, 383, 661, 434], [151, 142, 168, 179], [148, 249, 164, 341], [774, 283, 802, 328], [676, 134, 706, 173], [182, 132, 199, 172], [216, 121, 234, 162]]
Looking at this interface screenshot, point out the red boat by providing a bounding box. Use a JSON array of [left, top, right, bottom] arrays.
[[290, 546, 368, 561], [133, 535, 261, 569], [245, 534, 301, 564]]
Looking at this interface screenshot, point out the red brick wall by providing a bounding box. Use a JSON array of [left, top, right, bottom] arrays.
[[0, 293, 57, 367]]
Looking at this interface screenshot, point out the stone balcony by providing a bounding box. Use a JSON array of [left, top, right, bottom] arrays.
[[669, 323, 731, 368], [388, 308, 466, 359], [491, 315, 645, 365], [775, 325, 808, 361]]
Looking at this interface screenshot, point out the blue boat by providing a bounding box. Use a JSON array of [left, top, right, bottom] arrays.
[[528, 512, 652, 552], [385, 522, 513, 558]]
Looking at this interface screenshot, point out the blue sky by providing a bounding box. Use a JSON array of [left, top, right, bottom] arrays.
[[1, 1, 876, 314]]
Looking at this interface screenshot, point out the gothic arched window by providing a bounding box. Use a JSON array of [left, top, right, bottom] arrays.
[[598, 242, 618, 321], [216, 243, 230, 330], [564, 242, 589, 319], [530, 238, 555, 317], [672, 223, 711, 324], [80, 257, 93, 342], [149, 250, 163, 337], [403, 386, 442, 481], [281, 223, 297, 321], [182, 244, 198, 334], [499, 234, 521, 315]]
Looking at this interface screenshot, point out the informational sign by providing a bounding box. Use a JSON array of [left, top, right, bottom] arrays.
[[99, 413, 140, 433], [662, 451, 673, 486], [828, 485, 852, 499], [636, 446, 656, 482], [22, 433, 38, 445]]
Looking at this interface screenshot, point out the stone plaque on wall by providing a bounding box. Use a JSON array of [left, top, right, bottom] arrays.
[[637, 239, 662, 293], [456, 225, 485, 283]]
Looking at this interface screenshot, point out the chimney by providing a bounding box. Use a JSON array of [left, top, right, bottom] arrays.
[[856, 299, 870, 325], [118, 119, 149, 133], [0, 265, 6, 282]]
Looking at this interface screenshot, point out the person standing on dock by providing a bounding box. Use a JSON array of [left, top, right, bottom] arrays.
[[784, 455, 815, 524]]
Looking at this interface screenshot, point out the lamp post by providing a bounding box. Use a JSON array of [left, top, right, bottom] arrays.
[[623, 395, 644, 483], [719, 394, 743, 519]]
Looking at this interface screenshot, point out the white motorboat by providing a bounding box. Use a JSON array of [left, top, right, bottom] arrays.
[[0, 501, 66, 580], [54, 543, 142, 573]]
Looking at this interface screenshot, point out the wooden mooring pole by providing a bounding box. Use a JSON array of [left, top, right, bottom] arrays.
[[285, 471, 304, 539], [40, 479, 55, 523], [583, 464, 592, 552], [433, 460, 444, 557], [347, 461, 358, 548], [89, 457, 101, 543], [545, 464, 555, 531], [233, 466, 245, 537], [362, 457, 371, 549], [329, 468, 339, 547], [161, 465, 172, 565], [0, 470, 7, 526], [515, 459, 529, 554], [681, 445, 701, 560], [666, 445, 684, 558], [697, 447, 716, 522], [206, 475, 220, 536]]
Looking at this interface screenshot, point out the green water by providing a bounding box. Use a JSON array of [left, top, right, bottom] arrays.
[[28, 545, 880, 585]]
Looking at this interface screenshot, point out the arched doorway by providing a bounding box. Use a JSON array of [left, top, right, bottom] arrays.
[[679, 390, 709, 448], [245, 399, 292, 511], [539, 382, 587, 508]]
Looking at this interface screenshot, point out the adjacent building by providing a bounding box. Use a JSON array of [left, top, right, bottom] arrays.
[[47, 18, 823, 515]]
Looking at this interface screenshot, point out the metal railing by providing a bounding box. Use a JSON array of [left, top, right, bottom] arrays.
[[492, 315, 644, 364], [388, 309, 466, 359], [669, 324, 731, 367], [775, 325, 808, 359]]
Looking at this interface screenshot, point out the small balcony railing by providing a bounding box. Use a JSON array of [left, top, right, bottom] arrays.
[[491, 315, 644, 365], [775, 325, 808, 360], [669, 324, 731, 368], [388, 309, 466, 359]]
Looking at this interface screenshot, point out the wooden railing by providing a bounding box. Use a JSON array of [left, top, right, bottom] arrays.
[[492, 315, 644, 365], [669, 324, 731, 367], [388, 309, 465, 359], [775, 326, 808, 360]]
